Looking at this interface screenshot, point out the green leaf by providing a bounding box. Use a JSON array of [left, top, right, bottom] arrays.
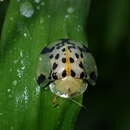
[[0, 0, 90, 130]]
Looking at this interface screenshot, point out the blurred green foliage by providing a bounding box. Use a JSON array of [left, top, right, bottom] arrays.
[[76, 0, 129, 130], [0, 0, 9, 34], [0, 0, 129, 130], [0, 0, 88, 130]]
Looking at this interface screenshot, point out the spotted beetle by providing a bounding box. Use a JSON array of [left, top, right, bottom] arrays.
[[36, 39, 97, 98]]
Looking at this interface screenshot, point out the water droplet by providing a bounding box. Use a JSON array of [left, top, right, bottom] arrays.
[[67, 7, 74, 13], [12, 80, 17, 86], [34, 0, 41, 3], [41, 2, 45, 6], [20, 50, 23, 57], [10, 126, 14, 130], [23, 32, 27, 37], [0, 113, 3, 116], [17, 69, 22, 78], [36, 6, 40, 10], [13, 59, 19, 64], [20, 60, 24, 64], [39, 17, 44, 24], [35, 86, 40, 95], [0, 0, 4, 2], [23, 87, 29, 103], [39, 57, 42, 61], [47, 15, 51, 18], [7, 89, 11, 92], [9, 17, 14, 21], [65, 14, 69, 19], [8, 94, 13, 98], [21, 66, 25, 70], [76, 25, 82, 32], [9, 68, 12, 72], [20, 2, 34, 18]]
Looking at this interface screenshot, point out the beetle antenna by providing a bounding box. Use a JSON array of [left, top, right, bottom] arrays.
[[70, 99, 86, 109]]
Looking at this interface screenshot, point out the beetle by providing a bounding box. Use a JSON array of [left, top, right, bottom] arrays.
[[36, 39, 97, 98]]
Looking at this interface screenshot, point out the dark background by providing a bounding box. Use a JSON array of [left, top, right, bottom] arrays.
[[76, 0, 129, 130], [0, 0, 129, 130]]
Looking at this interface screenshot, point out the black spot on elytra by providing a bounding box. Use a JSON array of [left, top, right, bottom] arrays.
[[41, 47, 50, 54], [90, 72, 97, 81], [62, 70, 66, 77], [79, 62, 84, 69], [60, 39, 70, 43], [52, 73, 58, 80], [71, 70, 76, 77], [80, 53, 83, 58], [85, 74, 88, 79], [56, 42, 64, 49], [62, 48, 65, 52], [80, 72, 84, 79], [55, 42, 61, 47], [78, 46, 89, 53], [68, 42, 75, 46], [37, 74, 46, 85], [68, 46, 75, 50], [83, 45, 90, 52], [48, 70, 52, 79], [49, 54, 53, 59], [62, 58, 66, 63], [50, 46, 55, 52], [78, 46, 84, 52], [53, 63, 58, 70], [70, 57, 74, 63], [55, 53, 59, 59], [56, 46, 61, 49], [48, 76, 51, 80], [75, 53, 79, 59]]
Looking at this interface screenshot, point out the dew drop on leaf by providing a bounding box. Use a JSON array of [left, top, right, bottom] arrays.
[[67, 7, 74, 14], [36, 6, 40, 10], [20, 2, 34, 18], [34, 0, 41, 4], [0, 113, 3, 116], [39, 17, 44, 24], [41, 1, 45, 6], [12, 80, 17, 86], [7, 89, 11, 92]]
